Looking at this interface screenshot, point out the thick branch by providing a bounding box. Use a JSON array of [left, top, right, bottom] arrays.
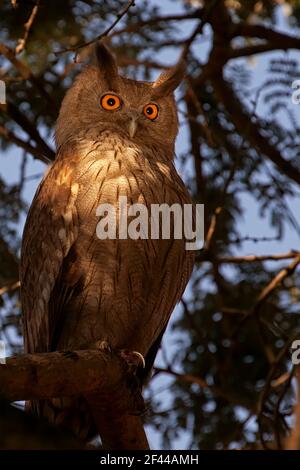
[[230, 42, 297, 59], [0, 349, 135, 401], [229, 24, 300, 58], [0, 349, 149, 450], [234, 23, 300, 47]]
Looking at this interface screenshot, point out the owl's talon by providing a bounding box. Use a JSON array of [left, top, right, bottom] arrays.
[[119, 349, 146, 369], [132, 351, 146, 368]]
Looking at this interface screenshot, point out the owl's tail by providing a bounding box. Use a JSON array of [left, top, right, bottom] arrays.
[[26, 397, 149, 449], [26, 397, 97, 443], [85, 392, 149, 450]]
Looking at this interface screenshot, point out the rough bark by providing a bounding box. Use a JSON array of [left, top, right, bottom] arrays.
[[0, 349, 149, 450]]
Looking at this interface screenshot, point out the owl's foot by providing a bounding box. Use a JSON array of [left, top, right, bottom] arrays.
[[95, 341, 145, 370], [118, 349, 146, 369], [95, 339, 112, 353], [117, 349, 146, 415]]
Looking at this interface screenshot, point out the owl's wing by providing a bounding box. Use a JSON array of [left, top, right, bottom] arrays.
[[20, 155, 80, 353], [138, 163, 196, 382], [141, 249, 194, 383]]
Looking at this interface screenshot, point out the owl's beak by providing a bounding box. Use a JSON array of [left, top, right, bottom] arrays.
[[128, 116, 138, 138]]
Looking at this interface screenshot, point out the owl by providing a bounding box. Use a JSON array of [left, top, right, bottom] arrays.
[[20, 43, 195, 446]]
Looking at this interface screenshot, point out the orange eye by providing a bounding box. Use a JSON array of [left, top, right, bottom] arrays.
[[101, 94, 121, 110], [143, 103, 159, 120]]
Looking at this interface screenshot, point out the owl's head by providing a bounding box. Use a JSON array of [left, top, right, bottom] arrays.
[[55, 43, 185, 154]]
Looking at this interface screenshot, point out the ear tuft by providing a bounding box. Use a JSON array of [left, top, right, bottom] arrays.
[[94, 42, 119, 91], [152, 60, 185, 99]]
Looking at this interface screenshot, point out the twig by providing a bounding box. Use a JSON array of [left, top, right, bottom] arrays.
[[117, 56, 168, 70], [19, 150, 28, 194], [218, 251, 300, 264], [228, 235, 280, 245], [221, 307, 248, 316], [205, 206, 222, 250], [0, 281, 20, 297], [155, 366, 256, 410], [180, 0, 218, 61], [254, 255, 300, 315], [230, 255, 300, 342], [257, 333, 300, 449], [55, 0, 136, 59], [0, 42, 57, 109], [109, 11, 201, 37], [15, 1, 40, 55], [154, 367, 209, 389]]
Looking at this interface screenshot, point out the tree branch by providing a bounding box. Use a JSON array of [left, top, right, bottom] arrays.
[[0, 348, 135, 401], [0, 42, 57, 109], [0, 124, 50, 163], [253, 255, 300, 314], [0, 280, 20, 297], [55, 0, 136, 58], [2, 101, 55, 161], [0, 349, 149, 450], [15, 1, 40, 55], [234, 22, 300, 48], [210, 77, 300, 187], [218, 251, 300, 264], [230, 42, 299, 59], [0, 42, 32, 79], [155, 366, 257, 410], [192, 2, 300, 187], [110, 11, 202, 37]]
